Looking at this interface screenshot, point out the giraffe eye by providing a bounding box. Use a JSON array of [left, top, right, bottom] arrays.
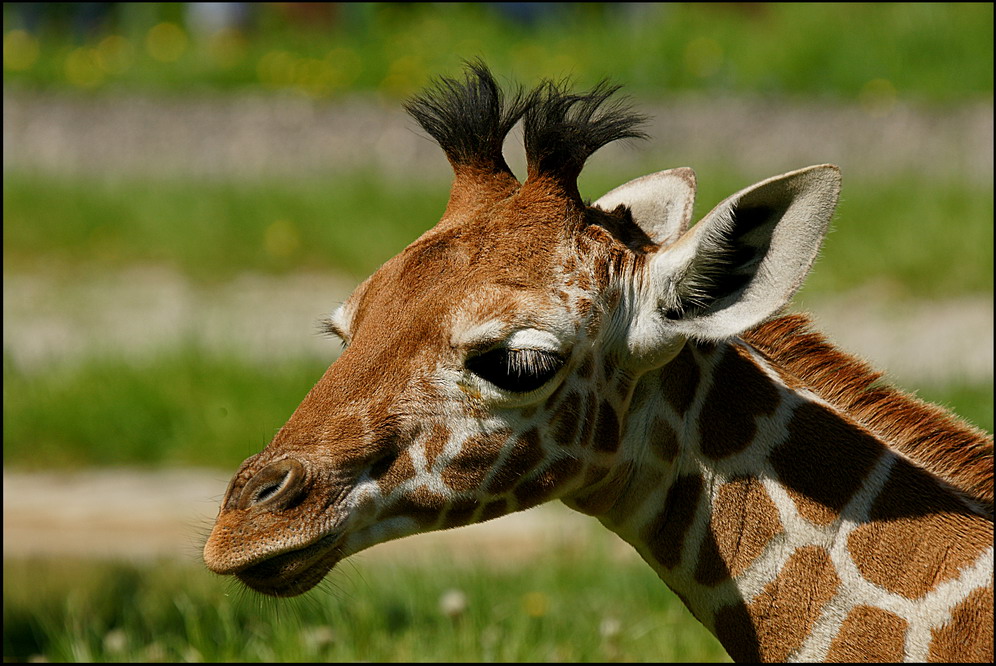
[[466, 348, 565, 393]]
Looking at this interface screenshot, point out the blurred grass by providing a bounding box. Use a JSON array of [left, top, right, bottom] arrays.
[[4, 170, 992, 297], [2, 171, 446, 284], [3, 3, 992, 102], [2, 547, 731, 662], [2, 348, 326, 469], [4, 348, 992, 470]]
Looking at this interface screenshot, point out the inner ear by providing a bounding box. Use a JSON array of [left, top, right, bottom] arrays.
[[592, 167, 697, 247], [690, 200, 785, 316], [585, 205, 656, 254], [646, 164, 841, 342]]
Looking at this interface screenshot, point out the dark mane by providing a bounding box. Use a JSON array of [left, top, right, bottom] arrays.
[[744, 314, 994, 517], [404, 61, 528, 174]]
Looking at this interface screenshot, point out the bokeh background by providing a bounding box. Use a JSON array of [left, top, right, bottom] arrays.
[[3, 3, 992, 662]]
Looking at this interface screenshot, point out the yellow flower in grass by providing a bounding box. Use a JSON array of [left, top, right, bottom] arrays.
[[522, 591, 549, 617], [264, 220, 300, 259], [65, 47, 104, 88], [146, 22, 188, 63], [4, 29, 39, 71], [95, 35, 133, 75]]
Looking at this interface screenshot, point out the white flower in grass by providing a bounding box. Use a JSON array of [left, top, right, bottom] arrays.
[[102, 628, 127, 655], [301, 625, 336, 651], [600, 616, 622, 640], [439, 588, 468, 620]]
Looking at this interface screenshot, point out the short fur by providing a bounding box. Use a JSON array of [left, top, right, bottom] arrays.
[[744, 314, 995, 518]]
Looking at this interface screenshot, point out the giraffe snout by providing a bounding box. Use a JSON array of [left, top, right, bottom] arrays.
[[236, 457, 308, 512]]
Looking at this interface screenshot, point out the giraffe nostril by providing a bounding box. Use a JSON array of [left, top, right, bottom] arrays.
[[238, 458, 307, 511], [253, 479, 283, 504]]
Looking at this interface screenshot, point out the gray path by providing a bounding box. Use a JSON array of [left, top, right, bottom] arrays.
[[4, 89, 992, 184], [2, 467, 603, 563], [4, 266, 992, 386]]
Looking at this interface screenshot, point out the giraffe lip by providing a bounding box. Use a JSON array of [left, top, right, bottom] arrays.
[[236, 534, 341, 597]]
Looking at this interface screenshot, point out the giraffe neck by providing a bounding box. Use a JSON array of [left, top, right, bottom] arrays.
[[565, 319, 994, 662]]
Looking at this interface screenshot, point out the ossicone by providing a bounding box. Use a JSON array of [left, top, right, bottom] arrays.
[[405, 61, 648, 211], [404, 60, 528, 180]]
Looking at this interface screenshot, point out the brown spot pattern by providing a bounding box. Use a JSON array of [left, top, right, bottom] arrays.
[[593, 401, 621, 452], [550, 391, 584, 446], [479, 498, 509, 523], [645, 474, 703, 570], [440, 498, 482, 529], [744, 314, 994, 515], [569, 463, 630, 516], [377, 450, 417, 496], [578, 464, 611, 490], [423, 423, 450, 470], [928, 585, 994, 663], [695, 476, 782, 586], [660, 343, 700, 416], [713, 604, 762, 663], [578, 353, 594, 380], [699, 346, 780, 459], [847, 459, 992, 600], [718, 546, 839, 663], [612, 377, 633, 404], [650, 416, 680, 462], [590, 253, 612, 292], [576, 396, 598, 448], [770, 402, 882, 525], [825, 605, 907, 663], [378, 487, 449, 529], [441, 430, 508, 493], [485, 429, 544, 495], [513, 456, 583, 510], [781, 486, 840, 527], [602, 470, 663, 530]]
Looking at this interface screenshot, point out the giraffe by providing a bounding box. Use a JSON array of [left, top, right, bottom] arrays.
[[203, 64, 994, 662]]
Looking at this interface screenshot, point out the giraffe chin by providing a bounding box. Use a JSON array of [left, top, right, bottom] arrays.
[[235, 536, 341, 597]]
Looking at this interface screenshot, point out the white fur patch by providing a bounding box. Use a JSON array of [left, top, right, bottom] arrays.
[[449, 317, 507, 350], [506, 328, 564, 352], [329, 302, 354, 339]]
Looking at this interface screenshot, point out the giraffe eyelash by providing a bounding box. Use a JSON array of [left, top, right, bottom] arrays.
[[465, 347, 566, 393], [318, 317, 349, 347]]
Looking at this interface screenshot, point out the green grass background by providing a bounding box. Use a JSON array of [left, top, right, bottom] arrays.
[[4, 3, 992, 101], [3, 543, 732, 663], [3, 170, 993, 297], [3, 3, 992, 663]]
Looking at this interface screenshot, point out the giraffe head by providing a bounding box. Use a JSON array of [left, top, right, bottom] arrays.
[[203, 64, 841, 596]]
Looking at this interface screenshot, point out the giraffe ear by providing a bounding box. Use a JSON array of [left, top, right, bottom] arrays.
[[630, 164, 840, 356], [593, 167, 697, 246]]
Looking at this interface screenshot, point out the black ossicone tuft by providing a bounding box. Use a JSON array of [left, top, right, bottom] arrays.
[[523, 78, 648, 184], [404, 61, 528, 173], [406, 63, 647, 200]]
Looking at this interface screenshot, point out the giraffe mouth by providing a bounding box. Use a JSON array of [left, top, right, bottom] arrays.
[[235, 534, 342, 597]]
